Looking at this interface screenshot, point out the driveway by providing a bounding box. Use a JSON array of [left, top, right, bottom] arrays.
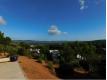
[[0, 61, 27, 80]]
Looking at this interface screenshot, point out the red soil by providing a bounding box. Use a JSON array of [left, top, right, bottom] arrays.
[[18, 56, 59, 80]]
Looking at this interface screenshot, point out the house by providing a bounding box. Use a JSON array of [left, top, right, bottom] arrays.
[[76, 54, 85, 60], [29, 45, 41, 57], [49, 50, 60, 63]]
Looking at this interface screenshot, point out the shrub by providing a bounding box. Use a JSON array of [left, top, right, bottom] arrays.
[[17, 48, 31, 56], [38, 57, 43, 63], [37, 53, 45, 63], [71, 59, 80, 67], [6, 46, 18, 56], [47, 61, 53, 70], [24, 49, 32, 58], [0, 44, 4, 52]]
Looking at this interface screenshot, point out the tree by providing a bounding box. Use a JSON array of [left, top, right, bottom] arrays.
[[18, 42, 32, 57], [60, 43, 76, 64], [0, 32, 4, 41], [2, 37, 12, 55], [39, 45, 49, 60], [19, 42, 30, 49], [0, 32, 12, 56], [81, 43, 97, 62], [4, 37, 11, 45], [17, 48, 25, 56]]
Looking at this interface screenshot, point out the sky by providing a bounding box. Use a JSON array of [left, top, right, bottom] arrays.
[[0, 0, 106, 41]]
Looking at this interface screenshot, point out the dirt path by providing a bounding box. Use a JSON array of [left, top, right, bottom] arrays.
[[18, 56, 59, 80]]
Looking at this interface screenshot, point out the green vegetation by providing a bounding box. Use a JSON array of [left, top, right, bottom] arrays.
[[0, 32, 13, 56], [47, 61, 53, 70], [17, 42, 32, 58], [0, 31, 105, 79]]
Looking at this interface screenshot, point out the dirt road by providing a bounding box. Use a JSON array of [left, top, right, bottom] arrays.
[[18, 56, 59, 80]]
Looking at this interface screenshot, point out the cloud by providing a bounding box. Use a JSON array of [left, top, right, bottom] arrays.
[[79, 0, 88, 10], [48, 25, 67, 35], [63, 32, 68, 34], [0, 16, 6, 25], [48, 25, 61, 35]]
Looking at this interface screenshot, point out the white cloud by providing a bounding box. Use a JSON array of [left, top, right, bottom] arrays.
[[48, 25, 61, 35], [0, 16, 6, 25], [79, 0, 88, 10], [48, 25, 67, 35], [63, 32, 68, 34]]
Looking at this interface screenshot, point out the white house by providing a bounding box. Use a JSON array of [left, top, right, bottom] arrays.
[[76, 54, 85, 60]]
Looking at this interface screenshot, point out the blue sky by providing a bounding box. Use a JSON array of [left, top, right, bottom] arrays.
[[0, 0, 106, 41]]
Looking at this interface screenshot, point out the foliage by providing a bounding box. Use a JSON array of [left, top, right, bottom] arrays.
[[60, 42, 76, 64], [39, 45, 49, 60], [47, 61, 53, 70], [38, 57, 43, 63], [16, 42, 32, 58], [19, 42, 30, 49], [0, 32, 11, 46], [0, 32, 12, 56], [0, 31, 105, 78], [6, 45, 18, 55], [38, 53, 45, 62], [17, 47, 32, 57], [17, 48, 25, 56], [0, 44, 4, 52]]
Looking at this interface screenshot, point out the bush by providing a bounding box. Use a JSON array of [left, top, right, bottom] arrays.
[[79, 60, 89, 71], [17, 48, 32, 58], [0, 44, 4, 52], [47, 61, 53, 70], [17, 48, 25, 56], [38, 57, 43, 63], [24, 49, 32, 58], [37, 53, 46, 63], [71, 59, 80, 67], [6, 46, 18, 56]]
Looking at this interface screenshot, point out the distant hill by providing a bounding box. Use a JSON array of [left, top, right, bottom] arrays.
[[13, 39, 106, 46], [88, 39, 106, 48], [13, 40, 68, 45]]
